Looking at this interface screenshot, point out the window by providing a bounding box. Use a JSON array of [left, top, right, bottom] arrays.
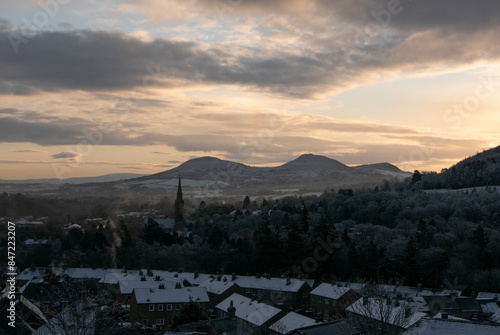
[[125, 295, 131, 301], [318, 297, 323, 303], [156, 318, 165, 325], [324, 309, 329, 316], [149, 304, 154, 312], [311, 295, 315, 301], [175, 304, 181, 310], [332, 300, 336, 306], [318, 307, 322, 313], [166, 304, 172, 311], [158, 304, 163, 311], [303, 292, 308, 299], [324, 298, 329, 304]]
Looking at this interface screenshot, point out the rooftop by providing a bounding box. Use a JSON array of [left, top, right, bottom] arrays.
[[310, 283, 351, 300], [216, 293, 282, 327], [133, 287, 209, 304], [268, 312, 318, 334], [346, 297, 426, 328], [199, 278, 239, 295], [403, 318, 500, 335]]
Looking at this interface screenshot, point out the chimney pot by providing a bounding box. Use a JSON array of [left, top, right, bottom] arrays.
[[227, 300, 236, 318]]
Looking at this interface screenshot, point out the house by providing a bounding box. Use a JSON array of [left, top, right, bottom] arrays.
[[423, 295, 460, 316], [309, 283, 361, 319], [117, 277, 182, 307], [215, 293, 285, 335], [199, 275, 246, 309], [129, 286, 209, 330], [490, 308, 500, 324], [288, 320, 359, 335], [268, 312, 318, 335], [346, 297, 427, 335], [402, 318, 500, 335], [219, 274, 313, 310], [454, 297, 482, 320], [476, 294, 499, 320]]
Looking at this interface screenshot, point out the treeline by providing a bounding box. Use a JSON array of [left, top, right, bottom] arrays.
[[3, 180, 500, 295], [420, 145, 500, 189]]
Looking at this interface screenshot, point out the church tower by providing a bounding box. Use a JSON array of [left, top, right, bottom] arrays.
[[174, 176, 185, 232]]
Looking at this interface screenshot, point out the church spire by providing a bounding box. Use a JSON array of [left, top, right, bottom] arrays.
[[174, 175, 185, 231], [176, 175, 183, 202]]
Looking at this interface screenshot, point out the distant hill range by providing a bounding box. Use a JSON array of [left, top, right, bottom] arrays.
[[120, 154, 409, 198], [0, 173, 147, 185], [422, 145, 500, 189], [0, 154, 410, 198]]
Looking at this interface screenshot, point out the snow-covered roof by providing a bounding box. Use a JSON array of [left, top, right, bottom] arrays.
[[268, 312, 318, 334], [219, 274, 308, 293], [16, 268, 48, 281], [403, 318, 500, 335], [63, 267, 108, 279], [133, 287, 209, 304], [479, 301, 500, 315], [24, 239, 48, 245], [98, 269, 211, 286], [199, 278, 239, 295], [119, 278, 181, 294], [346, 297, 426, 329], [476, 292, 499, 300], [433, 313, 470, 322], [491, 309, 500, 323], [216, 293, 282, 327], [310, 283, 351, 300], [335, 282, 461, 299]]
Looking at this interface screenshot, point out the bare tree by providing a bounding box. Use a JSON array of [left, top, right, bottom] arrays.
[[29, 278, 127, 335], [341, 283, 425, 335]]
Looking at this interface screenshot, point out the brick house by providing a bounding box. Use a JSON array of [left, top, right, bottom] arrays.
[[198, 275, 246, 309], [310, 283, 361, 319], [216, 293, 285, 335], [129, 286, 210, 330], [223, 274, 313, 310]]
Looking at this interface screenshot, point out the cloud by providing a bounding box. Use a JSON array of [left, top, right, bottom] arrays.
[[14, 149, 47, 153], [2, 9, 500, 100], [51, 151, 83, 161]]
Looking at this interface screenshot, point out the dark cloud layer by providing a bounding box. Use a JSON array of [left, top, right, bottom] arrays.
[[2, 0, 500, 99]]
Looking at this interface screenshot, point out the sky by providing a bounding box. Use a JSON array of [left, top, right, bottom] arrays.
[[0, 0, 499, 179]]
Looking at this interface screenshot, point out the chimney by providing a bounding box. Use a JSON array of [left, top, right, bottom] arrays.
[[494, 295, 498, 302], [286, 277, 291, 285], [227, 300, 236, 319], [362, 297, 368, 306], [195, 321, 213, 333], [404, 307, 411, 318], [256, 273, 261, 279], [417, 283, 422, 292], [441, 312, 448, 319], [266, 273, 271, 280], [232, 273, 236, 281], [158, 283, 165, 289]]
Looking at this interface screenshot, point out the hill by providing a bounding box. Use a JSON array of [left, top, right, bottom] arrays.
[[422, 145, 500, 189], [117, 154, 410, 198]]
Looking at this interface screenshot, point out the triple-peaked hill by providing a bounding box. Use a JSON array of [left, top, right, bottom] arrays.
[[0, 154, 410, 198], [121, 154, 410, 198]]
